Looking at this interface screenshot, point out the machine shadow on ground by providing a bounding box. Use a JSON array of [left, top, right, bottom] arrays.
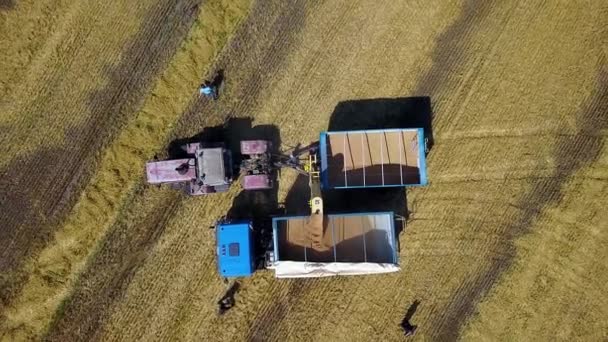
[[305, 97, 433, 237], [328, 97, 434, 149], [168, 117, 279, 168], [167, 117, 282, 224]]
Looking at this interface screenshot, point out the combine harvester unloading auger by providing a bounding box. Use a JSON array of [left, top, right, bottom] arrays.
[[146, 127, 428, 278]]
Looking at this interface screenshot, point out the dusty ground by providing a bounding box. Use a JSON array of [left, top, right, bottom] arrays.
[[1, 0, 607, 341]]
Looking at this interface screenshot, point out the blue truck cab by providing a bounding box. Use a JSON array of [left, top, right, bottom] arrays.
[[216, 221, 255, 277]]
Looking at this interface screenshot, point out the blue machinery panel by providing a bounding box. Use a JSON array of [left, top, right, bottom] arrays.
[[216, 221, 255, 277]]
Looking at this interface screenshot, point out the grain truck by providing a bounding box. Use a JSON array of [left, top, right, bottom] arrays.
[[214, 128, 427, 278]]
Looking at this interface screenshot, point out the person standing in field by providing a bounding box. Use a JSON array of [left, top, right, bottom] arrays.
[[199, 70, 224, 100], [199, 80, 218, 100]]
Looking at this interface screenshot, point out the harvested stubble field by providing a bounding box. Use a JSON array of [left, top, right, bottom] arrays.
[[1, 0, 607, 341]]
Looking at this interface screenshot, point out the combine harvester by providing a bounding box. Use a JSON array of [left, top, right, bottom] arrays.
[[146, 128, 428, 278]]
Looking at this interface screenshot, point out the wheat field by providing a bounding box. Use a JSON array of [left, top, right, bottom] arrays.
[[1, 0, 607, 341]]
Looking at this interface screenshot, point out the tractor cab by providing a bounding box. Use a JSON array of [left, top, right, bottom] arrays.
[[187, 145, 233, 195], [145, 142, 233, 195]]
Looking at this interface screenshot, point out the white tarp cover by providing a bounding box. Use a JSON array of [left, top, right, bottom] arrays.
[[272, 261, 400, 278]]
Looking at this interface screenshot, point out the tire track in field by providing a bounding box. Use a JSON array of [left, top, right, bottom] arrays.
[[428, 40, 608, 342], [0, 0, 199, 310], [2, 0, 189, 220], [27, 2, 166, 209], [46, 0, 198, 209], [1, 1, 140, 153], [414, 0, 515, 134], [43, 187, 183, 341], [246, 279, 309, 342]]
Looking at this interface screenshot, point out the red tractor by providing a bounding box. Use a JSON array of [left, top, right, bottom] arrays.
[[146, 137, 315, 194]]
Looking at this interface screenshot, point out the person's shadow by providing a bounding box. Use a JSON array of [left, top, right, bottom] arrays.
[[212, 69, 225, 90], [400, 300, 420, 336]]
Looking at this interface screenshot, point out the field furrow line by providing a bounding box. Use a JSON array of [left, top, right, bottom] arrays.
[[443, 1, 522, 137], [18, 0, 198, 214], [44, 190, 183, 341], [2, 1, 151, 211], [3, 0, 137, 137], [434, 1, 520, 137], [414, 1, 490, 99]]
